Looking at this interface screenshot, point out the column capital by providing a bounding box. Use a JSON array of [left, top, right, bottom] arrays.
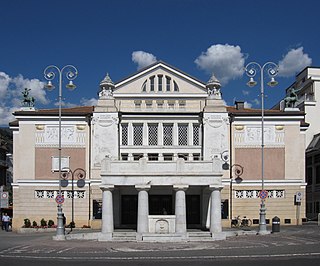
[[100, 185, 115, 191], [208, 185, 223, 191], [135, 185, 151, 191], [173, 184, 189, 191]]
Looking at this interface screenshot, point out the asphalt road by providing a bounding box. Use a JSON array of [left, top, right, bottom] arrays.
[[0, 225, 319, 265]]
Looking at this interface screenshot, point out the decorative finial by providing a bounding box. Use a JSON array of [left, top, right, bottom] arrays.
[[206, 73, 221, 99], [98, 73, 115, 99]]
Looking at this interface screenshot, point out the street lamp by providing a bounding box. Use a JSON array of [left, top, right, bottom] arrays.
[[61, 167, 86, 232], [244, 62, 279, 235], [44, 65, 78, 240], [229, 164, 244, 222]]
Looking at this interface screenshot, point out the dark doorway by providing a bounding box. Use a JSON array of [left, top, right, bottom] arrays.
[[121, 195, 138, 227], [186, 195, 201, 228], [149, 195, 173, 215]]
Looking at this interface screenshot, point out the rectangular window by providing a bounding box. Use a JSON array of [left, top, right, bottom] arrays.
[[148, 124, 158, 146], [193, 153, 200, 161], [158, 75, 163, 92], [121, 153, 128, 161], [51, 156, 70, 172], [163, 124, 173, 146], [178, 153, 188, 160], [178, 124, 188, 146], [166, 76, 171, 91], [148, 153, 158, 161], [163, 154, 173, 161], [150, 76, 155, 92], [121, 124, 128, 146], [133, 153, 143, 161], [133, 124, 143, 146], [193, 124, 200, 146]]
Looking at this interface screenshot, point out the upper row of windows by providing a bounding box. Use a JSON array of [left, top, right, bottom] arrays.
[[142, 75, 179, 93]]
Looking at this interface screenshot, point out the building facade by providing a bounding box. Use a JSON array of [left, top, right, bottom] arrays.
[[276, 67, 320, 220], [10, 61, 306, 241]]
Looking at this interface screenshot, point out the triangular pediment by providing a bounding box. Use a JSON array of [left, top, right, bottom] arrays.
[[114, 61, 207, 96]]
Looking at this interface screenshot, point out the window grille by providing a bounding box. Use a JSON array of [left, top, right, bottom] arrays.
[[133, 124, 143, 146], [163, 124, 173, 146], [148, 124, 158, 145], [193, 124, 200, 145], [178, 124, 188, 146], [121, 124, 128, 146]]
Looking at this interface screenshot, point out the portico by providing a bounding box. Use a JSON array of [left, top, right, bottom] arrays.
[[99, 156, 225, 241]]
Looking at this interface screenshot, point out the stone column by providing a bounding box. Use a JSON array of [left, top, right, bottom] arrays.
[[174, 185, 188, 235], [209, 185, 226, 240], [136, 185, 150, 240], [99, 185, 114, 241]]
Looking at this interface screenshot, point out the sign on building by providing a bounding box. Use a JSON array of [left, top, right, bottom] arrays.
[[0, 192, 9, 208]]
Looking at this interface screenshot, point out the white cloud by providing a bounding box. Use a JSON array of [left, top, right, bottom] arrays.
[[12, 74, 48, 105], [244, 101, 252, 109], [80, 97, 98, 106], [278, 47, 312, 77], [242, 90, 250, 96], [0, 71, 51, 126], [195, 44, 246, 85], [0, 72, 11, 99], [132, 51, 157, 70]]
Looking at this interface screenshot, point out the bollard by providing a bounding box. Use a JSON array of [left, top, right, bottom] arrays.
[[272, 216, 280, 233]]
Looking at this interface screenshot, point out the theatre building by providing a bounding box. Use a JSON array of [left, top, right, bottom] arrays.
[[10, 61, 306, 241]]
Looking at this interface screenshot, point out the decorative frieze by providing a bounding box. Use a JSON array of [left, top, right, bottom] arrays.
[[234, 125, 284, 147], [34, 190, 86, 199], [235, 190, 285, 199], [35, 125, 86, 147]]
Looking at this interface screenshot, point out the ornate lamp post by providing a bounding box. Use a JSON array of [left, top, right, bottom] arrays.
[[229, 164, 244, 222], [44, 65, 78, 240], [61, 167, 86, 232], [244, 62, 279, 234]]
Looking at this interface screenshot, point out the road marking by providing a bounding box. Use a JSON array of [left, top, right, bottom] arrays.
[[1, 252, 320, 261]]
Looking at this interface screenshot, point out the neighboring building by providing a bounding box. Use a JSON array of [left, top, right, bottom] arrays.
[[10, 61, 306, 241], [275, 67, 320, 220]]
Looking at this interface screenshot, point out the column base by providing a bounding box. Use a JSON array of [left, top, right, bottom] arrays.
[[212, 232, 226, 240], [98, 232, 113, 241]]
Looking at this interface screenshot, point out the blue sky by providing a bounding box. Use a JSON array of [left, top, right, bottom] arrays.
[[0, 0, 319, 126]]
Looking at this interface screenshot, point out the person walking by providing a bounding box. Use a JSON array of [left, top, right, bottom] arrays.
[[2, 213, 11, 232]]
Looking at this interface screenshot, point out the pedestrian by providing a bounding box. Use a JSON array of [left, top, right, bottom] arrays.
[[2, 213, 11, 232]]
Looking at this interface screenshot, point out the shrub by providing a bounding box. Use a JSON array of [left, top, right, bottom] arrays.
[[40, 218, 47, 227], [48, 220, 55, 228], [32, 221, 38, 227], [23, 218, 31, 228]]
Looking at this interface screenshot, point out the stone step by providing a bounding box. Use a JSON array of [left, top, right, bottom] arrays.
[[188, 231, 213, 241], [112, 231, 137, 241]]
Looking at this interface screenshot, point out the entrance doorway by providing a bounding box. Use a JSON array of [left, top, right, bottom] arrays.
[[186, 195, 201, 228], [121, 195, 137, 228]]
